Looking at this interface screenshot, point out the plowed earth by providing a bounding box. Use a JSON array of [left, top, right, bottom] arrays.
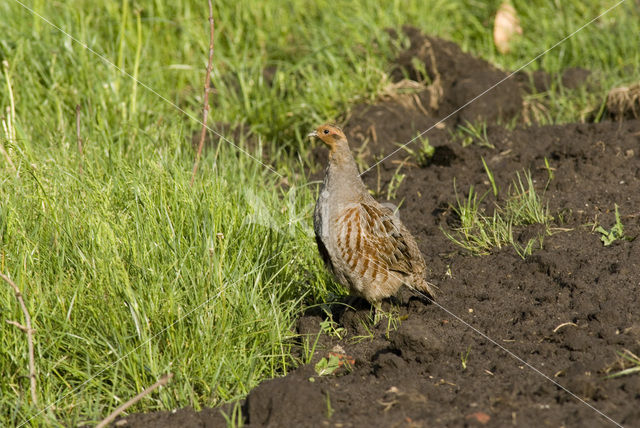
[[120, 28, 640, 428]]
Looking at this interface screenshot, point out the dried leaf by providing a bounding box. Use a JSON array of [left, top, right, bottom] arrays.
[[493, 2, 522, 54]]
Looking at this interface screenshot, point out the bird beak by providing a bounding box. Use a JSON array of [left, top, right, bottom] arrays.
[[308, 130, 318, 138]]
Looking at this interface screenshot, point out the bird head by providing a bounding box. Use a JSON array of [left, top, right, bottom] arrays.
[[308, 124, 347, 151]]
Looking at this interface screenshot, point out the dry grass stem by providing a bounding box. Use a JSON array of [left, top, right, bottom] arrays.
[[380, 79, 430, 116], [606, 83, 640, 119], [5, 319, 32, 332], [421, 38, 443, 110], [190, 0, 215, 186], [96, 373, 174, 428], [1, 273, 37, 406], [553, 322, 578, 333], [379, 37, 442, 115]]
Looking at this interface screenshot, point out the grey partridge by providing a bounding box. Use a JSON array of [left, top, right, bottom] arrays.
[[310, 123, 436, 305]]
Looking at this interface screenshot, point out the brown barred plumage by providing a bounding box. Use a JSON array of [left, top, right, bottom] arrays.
[[310, 124, 436, 304]]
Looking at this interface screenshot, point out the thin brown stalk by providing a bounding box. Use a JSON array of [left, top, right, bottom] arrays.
[[95, 373, 174, 428], [0, 140, 15, 172], [5, 319, 31, 332], [190, 0, 215, 186], [76, 104, 84, 174], [1, 273, 37, 406]]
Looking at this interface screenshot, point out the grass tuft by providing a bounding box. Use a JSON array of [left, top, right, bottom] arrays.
[[444, 170, 552, 258]]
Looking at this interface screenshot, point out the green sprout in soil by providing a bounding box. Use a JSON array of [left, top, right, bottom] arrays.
[[319, 317, 346, 340], [302, 317, 344, 365], [457, 120, 494, 149], [371, 160, 406, 200], [378, 305, 402, 339], [595, 204, 630, 246], [399, 134, 436, 167], [302, 332, 322, 365], [325, 392, 334, 418], [221, 402, 245, 428], [481, 157, 498, 197], [461, 346, 472, 370], [315, 354, 342, 376], [543, 157, 555, 186], [386, 166, 406, 200], [606, 349, 640, 379], [443, 170, 552, 258]]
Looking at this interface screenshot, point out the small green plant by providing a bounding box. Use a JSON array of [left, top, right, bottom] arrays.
[[314, 354, 342, 376], [506, 172, 551, 225], [606, 349, 640, 379], [351, 317, 376, 343], [301, 313, 347, 365], [443, 184, 499, 255], [301, 329, 323, 364], [410, 57, 431, 83], [457, 120, 494, 148], [443, 171, 552, 257], [399, 134, 435, 167], [372, 304, 402, 338], [318, 310, 346, 339], [543, 157, 555, 187], [371, 161, 406, 200], [595, 204, 629, 246], [481, 157, 498, 197], [221, 401, 245, 428], [461, 346, 472, 370], [386, 166, 406, 200], [325, 392, 334, 418]]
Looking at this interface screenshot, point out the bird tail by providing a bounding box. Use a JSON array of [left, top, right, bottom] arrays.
[[410, 276, 437, 301]]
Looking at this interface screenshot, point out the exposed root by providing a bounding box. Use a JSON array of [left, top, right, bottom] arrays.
[[606, 83, 640, 120], [522, 96, 549, 125], [419, 38, 443, 111], [377, 37, 443, 117]]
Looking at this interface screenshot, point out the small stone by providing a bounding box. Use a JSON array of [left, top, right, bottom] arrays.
[[466, 411, 491, 425]]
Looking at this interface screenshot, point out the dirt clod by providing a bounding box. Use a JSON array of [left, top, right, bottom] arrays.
[[244, 377, 326, 427]]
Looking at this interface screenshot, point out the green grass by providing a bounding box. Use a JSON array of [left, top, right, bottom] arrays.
[[444, 170, 552, 257], [0, 134, 331, 425], [456, 120, 493, 148], [595, 204, 630, 246], [606, 349, 640, 379], [1, 0, 640, 426], [398, 134, 436, 167]]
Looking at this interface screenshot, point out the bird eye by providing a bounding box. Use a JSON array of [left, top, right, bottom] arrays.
[[323, 129, 330, 135]]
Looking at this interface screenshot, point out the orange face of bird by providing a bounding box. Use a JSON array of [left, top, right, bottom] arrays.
[[308, 124, 346, 150]]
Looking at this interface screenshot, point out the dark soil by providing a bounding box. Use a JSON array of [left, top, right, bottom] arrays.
[[119, 29, 640, 427]]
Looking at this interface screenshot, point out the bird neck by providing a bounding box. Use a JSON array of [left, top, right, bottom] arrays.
[[325, 140, 368, 200]]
